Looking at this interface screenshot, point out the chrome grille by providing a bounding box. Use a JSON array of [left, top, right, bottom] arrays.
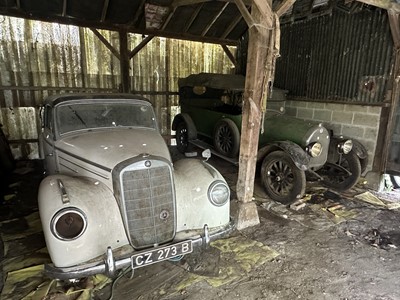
[[121, 162, 175, 248]]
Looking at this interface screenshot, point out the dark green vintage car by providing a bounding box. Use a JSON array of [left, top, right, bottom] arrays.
[[172, 73, 366, 204]]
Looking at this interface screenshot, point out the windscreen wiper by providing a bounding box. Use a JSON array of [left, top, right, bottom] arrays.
[[68, 106, 87, 127]]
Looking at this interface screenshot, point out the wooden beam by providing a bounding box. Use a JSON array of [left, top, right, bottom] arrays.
[[356, 0, 400, 12], [131, 0, 146, 26], [202, 3, 229, 36], [16, 0, 20, 9], [234, 0, 255, 28], [184, 3, 204, 32], [119, 30, 130, 93], [172, 0, 252, 7], [236, 0, 278, 229], [90, 28, 120, 60], [101, 0, 110, 22], [275, 0, 296, 17], [129, 35, 154, 59], [222, 14, 243, 39], [388, 11, 400, 48], [161, 7, 176, 30], [221, 44, 238, 68], [253, 0, 273, 28], [62, 0, 67, 17]]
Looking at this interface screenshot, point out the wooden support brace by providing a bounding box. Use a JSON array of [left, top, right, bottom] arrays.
[[275, 0, 296, 17], [90, 28, 120, 60], [221, 45, 238, 69], [129, 35, 154, 59], [234, 0, 255, 28]]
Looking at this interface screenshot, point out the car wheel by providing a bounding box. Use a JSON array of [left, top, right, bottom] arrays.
[[319, 151, 361, 191], [391, 175, 400, 189], [213, 119, 240, 158], [260, 150, 306, 204], [176, 122, 189, 153]]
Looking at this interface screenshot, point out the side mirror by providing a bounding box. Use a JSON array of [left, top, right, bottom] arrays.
[[202, 149, 211, 161]]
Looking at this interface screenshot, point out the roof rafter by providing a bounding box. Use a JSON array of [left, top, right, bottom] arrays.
[[202, 2, 229, 36], [131, 0, 146, 26], [222, 14, 243, 39], [62, 0, 67, 17], [101, 0, 110, 22], [184, 3, 204, 32], [172, 0, 252, 7]]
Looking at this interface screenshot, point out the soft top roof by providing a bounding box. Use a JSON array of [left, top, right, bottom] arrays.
[[44, 93, 150, 106], [178, 73, 245, 91]]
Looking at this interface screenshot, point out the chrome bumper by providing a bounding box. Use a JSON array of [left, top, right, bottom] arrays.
[[44, 221, 235, 280]]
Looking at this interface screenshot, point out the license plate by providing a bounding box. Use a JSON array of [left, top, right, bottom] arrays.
[[131, 240, 193, 269]]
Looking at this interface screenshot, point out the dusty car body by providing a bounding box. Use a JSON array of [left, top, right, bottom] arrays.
[[172, 73, 363, 204], [38, 93, 233, 280]]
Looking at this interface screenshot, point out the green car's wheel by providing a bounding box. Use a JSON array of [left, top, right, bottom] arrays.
[[261, 151, 306, 204], [319, 151, 361, 191], [176, 122, 189, 153], [213, 119, 240, 158]]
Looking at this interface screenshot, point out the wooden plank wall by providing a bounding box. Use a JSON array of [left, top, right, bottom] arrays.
[[0, 16, 235, 159]]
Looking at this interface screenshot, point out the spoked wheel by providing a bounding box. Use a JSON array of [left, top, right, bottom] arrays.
[[213, 119, 240, 158], [261, 151, 306, 204], [318, 151, 361, 191], [175, 122, 189, 153]]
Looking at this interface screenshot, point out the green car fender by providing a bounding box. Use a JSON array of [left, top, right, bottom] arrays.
[[172, 113, 197, 140], [330, 135, 368, 173], [257, 141, 310, 171]]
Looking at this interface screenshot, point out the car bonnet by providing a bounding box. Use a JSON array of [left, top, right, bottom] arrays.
[[54, 128, 171, 170]]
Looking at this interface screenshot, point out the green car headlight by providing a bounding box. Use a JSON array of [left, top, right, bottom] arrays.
[[339, 139, 353, 154], [51, 208, 87, 241], [208, 180, 230, 206], [307, 142, 323, 158]]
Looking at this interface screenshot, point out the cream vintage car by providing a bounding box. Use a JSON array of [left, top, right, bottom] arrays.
[[38, 93, 233, 280]]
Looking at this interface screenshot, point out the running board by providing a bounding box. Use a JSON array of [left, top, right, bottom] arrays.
[[189, 139, 239, 166]]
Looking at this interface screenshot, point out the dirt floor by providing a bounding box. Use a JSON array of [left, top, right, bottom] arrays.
[[1, 147, 400, 300]]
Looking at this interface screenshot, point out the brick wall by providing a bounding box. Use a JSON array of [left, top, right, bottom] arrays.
[[283, 100, 382, 174]]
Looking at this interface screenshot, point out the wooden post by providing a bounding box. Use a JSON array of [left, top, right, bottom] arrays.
[[234, 0, 274, 230], [119, 29, 130, 93]]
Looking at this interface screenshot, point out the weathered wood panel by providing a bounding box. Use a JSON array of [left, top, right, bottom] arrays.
[[0, 16, 236, 158]]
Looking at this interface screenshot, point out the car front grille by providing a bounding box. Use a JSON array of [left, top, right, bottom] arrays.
[[116, 158, 175, 248]]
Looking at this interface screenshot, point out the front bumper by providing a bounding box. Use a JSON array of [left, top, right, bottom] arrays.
[[44, 221, 235, 280]]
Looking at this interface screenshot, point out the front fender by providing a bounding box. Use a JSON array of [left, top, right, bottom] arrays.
[[257, 141, 310, 171], [331, 135, 368, 172], [172, 113, 197, 140], [173, 158, 230, 231], [38, 175, 129, 268]]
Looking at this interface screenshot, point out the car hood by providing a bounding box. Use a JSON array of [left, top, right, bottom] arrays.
[[55, 128, 171, 170]]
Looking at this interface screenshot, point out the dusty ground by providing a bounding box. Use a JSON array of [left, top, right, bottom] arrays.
[[1, 148, 400, 300]]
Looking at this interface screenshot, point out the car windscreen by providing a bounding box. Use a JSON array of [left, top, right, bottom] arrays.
[[56, 102, 157, 135]]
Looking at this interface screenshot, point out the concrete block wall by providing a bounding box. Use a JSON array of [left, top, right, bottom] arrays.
[[283, 100, 382, 174]]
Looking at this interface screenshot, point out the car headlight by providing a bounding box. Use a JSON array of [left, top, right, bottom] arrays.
[[306, 142, 323, 158], [51, 208, 87, 241], [338, 139, 353, 154], [208, 180, 230, 206]]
